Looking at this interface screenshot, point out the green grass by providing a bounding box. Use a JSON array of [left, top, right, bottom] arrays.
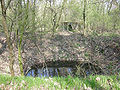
[[0, 74, 120, 90]]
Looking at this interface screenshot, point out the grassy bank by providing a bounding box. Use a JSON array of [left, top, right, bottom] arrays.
[[0, 74, 120, 90]]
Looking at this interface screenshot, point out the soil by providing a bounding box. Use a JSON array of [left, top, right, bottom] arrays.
[[0, 31, 120, 76]]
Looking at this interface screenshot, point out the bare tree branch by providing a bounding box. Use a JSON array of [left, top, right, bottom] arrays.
[[5, 0, 12, 11]]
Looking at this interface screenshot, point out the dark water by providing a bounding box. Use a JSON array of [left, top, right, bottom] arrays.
[[26, 67, 73, 77]]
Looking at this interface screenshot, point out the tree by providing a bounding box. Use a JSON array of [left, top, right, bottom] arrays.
[[16, 0, 37, 75], [83, 0, 86, 30], [0, 0, 15, 76]]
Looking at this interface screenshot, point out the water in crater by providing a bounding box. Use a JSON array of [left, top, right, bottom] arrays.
[[26, 67, 74, 77]]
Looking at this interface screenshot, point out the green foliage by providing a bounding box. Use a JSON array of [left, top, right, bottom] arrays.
[[0, 74, 120, 90], [0, 0, 120, 87]]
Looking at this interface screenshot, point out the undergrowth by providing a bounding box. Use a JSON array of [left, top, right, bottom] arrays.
[[0, 74, 120, 90]]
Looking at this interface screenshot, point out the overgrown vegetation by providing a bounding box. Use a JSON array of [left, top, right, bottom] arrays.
[[0, 0, 120, 89]]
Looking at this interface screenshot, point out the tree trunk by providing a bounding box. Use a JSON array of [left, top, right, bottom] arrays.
[[17, 0, 26, 76], [0, 0, 14, 76], [18, 44, 24, 75], [83, 0, 86, 30]]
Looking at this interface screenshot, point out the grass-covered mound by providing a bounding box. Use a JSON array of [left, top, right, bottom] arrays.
[[0, 74, 120, 90]]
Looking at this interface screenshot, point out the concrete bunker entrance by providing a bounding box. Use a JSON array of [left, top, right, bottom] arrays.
[[61, 21, 80, 31]]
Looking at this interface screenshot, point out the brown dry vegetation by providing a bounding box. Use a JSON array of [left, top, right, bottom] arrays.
[[0, 31, 120, 76]]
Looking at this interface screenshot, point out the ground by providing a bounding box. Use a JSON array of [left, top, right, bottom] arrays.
[[0, 31, 120, 76]]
